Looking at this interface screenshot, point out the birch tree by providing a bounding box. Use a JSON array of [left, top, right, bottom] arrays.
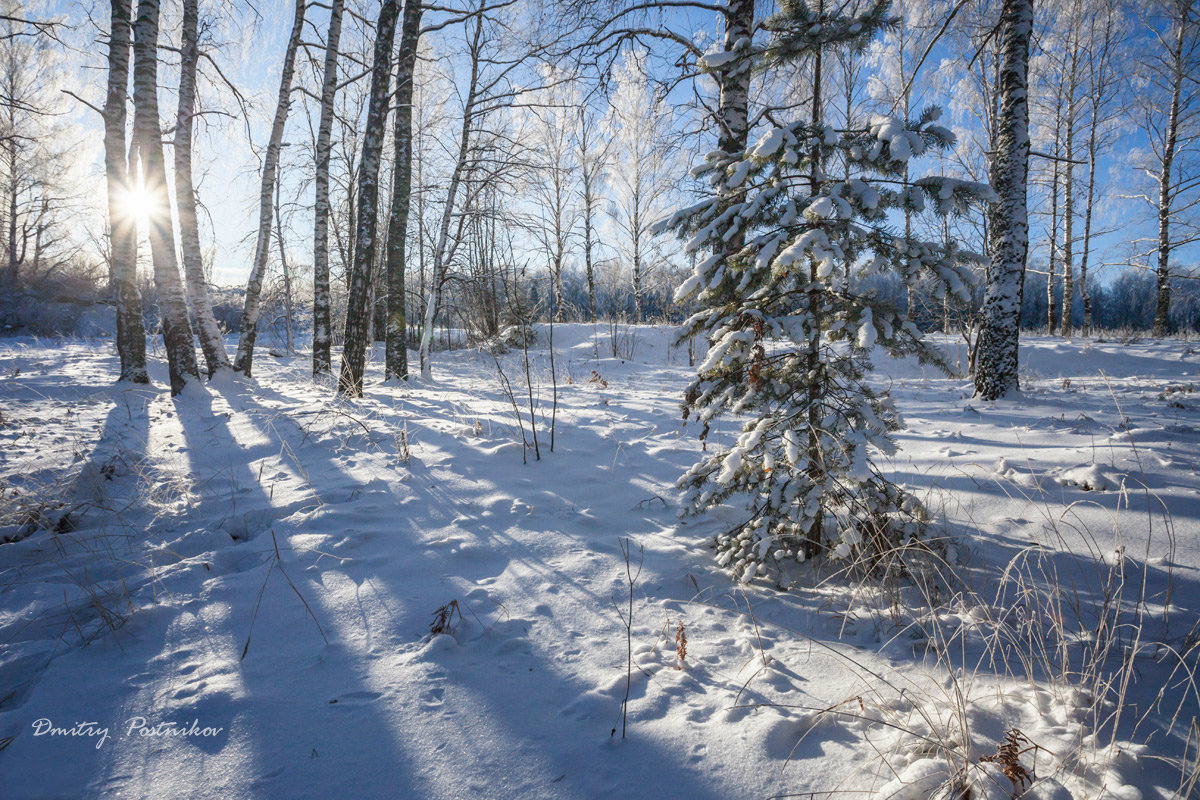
[[974, 0, 1033, 401], [528, 64, 579, 322], [175, 0, 229, 376], [575, 98, 608, 321], [384, 0, 423, 381], [1078, 0, 1124, 334], [313, 0, 344, 376], [132, 0, 199, 395], [103, 0, 148, 382], [338, 0, 400, 396], [233, 0, 305, 377], [417, 1, 504, 379], [607, 49, 675, 323], [1130, 0, 1200, 337]]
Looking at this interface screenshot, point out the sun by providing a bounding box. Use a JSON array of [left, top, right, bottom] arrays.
[[118, 182, 161, 223]]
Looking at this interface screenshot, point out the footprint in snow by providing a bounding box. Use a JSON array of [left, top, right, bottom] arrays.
[[420, 687, 444, 709], [329, 690, 382, 706]]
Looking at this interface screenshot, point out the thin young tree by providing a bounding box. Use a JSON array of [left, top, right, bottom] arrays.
[[576, 98, 608, 321], [607, 49, 675, 323], [132, 0, 199, 395], [1078, 0, 1123, 334], [528, 63, 579, 323], [233, 0, 306, 377]]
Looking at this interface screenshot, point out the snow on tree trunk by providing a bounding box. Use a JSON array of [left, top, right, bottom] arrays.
[[176, 0, 229, 377], [233, 0, 305, 377], [337, 0, 399, 396], [974, 0, 1033, 401], [716, 0, 753, 168], [312, 0, 343, 376], [104, 0, 148, 384], [712, 0, 753, 261], [132, 0, 199, 396], [383, 0, 422, 382]]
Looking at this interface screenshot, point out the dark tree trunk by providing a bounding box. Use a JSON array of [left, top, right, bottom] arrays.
[[313, 0, 344, 376], [385, 0, 423, 381], [338, 0, 400, 396]]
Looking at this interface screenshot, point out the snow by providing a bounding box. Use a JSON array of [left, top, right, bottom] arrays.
[[1, 329, 1199, 799]]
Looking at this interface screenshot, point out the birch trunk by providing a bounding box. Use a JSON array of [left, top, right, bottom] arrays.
[[419, 11, 483, 380], [631, 197, 642, 323], [312, 0, 344, 376], [275, 181, 296, 354], [104, 0, 148, 383], [233, 0, 306, 377], [1080, 105, 1099, 335], [974, 0, 1032, 401], [1047, 152, 1059, 333], [176, 0, 229, 376], [715, 0, 753, 258], [384, 0, 423, 381], [338, 0, 400, 396], [577, 107, 601, 322], [1061, 89, 1076, 337], [581, 169, 597, 321], [1153, 17, 1185, 338], [133, 0, 199, 396]]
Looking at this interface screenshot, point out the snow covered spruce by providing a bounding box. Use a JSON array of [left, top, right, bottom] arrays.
[[656, 0, 995, 584]]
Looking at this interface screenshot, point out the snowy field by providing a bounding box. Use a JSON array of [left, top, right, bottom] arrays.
[[1, 326, 1199, 799]]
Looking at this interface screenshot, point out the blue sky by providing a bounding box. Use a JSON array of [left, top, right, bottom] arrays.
[[50, 0, 1197, 289]]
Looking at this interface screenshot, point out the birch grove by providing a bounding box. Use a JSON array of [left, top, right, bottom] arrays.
[[10, 0, 1194, 395]]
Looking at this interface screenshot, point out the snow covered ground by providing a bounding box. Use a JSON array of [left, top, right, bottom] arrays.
[[1, 326, 1198, 799]]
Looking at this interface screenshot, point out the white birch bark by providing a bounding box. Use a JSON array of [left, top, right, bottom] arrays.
[[132, 0, 199, 395], [975, 0, 1033, 400], [176, 0, 229, 376], [104, 0, 148, 383], [384, 0, 423, 381], [233, 0, 306, 377], [337, 0, 400, 396], [312, 0, 343, 376], [419, 10, 483, 380]]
